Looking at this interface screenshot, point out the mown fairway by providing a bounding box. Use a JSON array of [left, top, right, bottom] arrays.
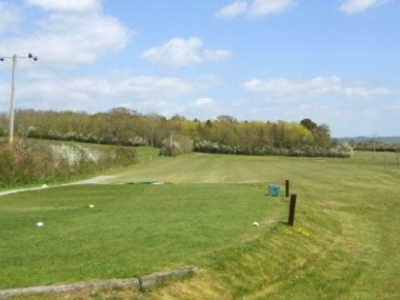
[[1, 149, 400, 299]]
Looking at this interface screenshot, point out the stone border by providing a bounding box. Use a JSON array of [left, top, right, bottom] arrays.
[[139, 266, 197, 291], [0, 266, 197, 299]]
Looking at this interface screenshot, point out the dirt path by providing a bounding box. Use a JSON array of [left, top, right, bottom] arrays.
[[68, 175, 117, 185], [0, 175, 118, 198]]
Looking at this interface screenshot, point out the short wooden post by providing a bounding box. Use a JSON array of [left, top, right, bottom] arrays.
[[288, 194, 297, 226], [285, 180, 290, 197]]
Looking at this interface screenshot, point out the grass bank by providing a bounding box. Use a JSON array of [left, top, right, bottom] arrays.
[[0, 139, 138, 189]]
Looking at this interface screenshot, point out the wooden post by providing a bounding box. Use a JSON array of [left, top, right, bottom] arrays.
[[288, 194, 297, 226], [285, 180, 290, 197]]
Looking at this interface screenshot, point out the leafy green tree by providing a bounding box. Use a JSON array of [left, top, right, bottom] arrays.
[[300, 118, 317, 132], [313, 124, 331, 148]]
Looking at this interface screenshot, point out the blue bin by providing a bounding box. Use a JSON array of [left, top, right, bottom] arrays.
[[267, 185, 280, 197]]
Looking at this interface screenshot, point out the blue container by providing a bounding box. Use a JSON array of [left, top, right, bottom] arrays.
[[267, 185, 280, 197]]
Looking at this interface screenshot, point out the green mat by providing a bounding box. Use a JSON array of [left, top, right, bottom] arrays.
[[125, 180, 157, 185]]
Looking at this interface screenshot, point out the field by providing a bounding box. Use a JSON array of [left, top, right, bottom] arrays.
[[1, 149, 399, 299]]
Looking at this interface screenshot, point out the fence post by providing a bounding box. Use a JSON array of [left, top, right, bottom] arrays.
[[288, 194, 297, 226], [285, 180, 290, 198]]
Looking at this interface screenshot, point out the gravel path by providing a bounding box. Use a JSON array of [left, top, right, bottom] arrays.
[[0, 176, 118, 198]]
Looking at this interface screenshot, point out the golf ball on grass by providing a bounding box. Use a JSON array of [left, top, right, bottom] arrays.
[[36, 222, 44, 227], [89, 204, 95, 209]]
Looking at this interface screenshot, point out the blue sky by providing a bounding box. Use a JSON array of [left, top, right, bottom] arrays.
[[0, 0, 399, 137]]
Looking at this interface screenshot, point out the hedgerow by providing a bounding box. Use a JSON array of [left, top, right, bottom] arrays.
[[0, 139, 136, 187], [194, 140, 353, 158]]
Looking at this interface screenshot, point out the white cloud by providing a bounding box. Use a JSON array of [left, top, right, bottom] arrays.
[[0, 1, 21, 33], [17, 76, 195, 103], [342, 87, 391, 98], [243, 76, 392, 98], [25, 0, 101, 13], [192, 98, 215, 107], [216, 1, 248, 18], [0, 72, 220, 112], [0, 9, 131, 67], [216, 0, 294, 19], [340, 0, 388, 14], [248, 0, 295, 17], [142, 37, 231, 68]]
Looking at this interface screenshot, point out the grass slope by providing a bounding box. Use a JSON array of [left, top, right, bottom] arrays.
[[1, 149, 399, 299]]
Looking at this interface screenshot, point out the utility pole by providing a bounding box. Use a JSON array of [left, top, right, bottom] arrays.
[[0, 53, 38, 144], [8, 55, 17, 144]]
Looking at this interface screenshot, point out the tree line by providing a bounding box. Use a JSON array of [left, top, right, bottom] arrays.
[[349, 140, 400, 153], [0, 109, 352, 158]]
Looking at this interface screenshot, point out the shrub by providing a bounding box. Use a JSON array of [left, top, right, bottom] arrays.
[[0, 139, 137, 187], [0, 139, 59, 186], [0, 146, 17, 185], [128, 136, 147, 147], [160, 135, 194, 157]]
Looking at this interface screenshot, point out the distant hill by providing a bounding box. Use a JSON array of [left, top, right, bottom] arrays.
[[337, 136, 400, 144]]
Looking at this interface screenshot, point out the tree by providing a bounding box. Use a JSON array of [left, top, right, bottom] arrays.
[[217, 115, 237, 123], [109, 107, 139, 116], [300, 118, 317, 132], [170, 114, 186, 121], [313, 124, 331, 148]]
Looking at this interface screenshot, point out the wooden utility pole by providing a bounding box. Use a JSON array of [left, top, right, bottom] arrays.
[[0, 53, 38, 144], [8, 55, 17, 144]]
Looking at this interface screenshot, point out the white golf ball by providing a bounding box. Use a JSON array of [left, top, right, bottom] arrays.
[[89, 204, 95, 208], [36, 222, 44, 227]]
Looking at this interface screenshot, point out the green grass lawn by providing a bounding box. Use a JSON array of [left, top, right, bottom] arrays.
[[0, 184, 283, 289], [1, 149, 400, 299]]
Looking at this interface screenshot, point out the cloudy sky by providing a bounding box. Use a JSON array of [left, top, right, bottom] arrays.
[[0, 0, 399, 137]]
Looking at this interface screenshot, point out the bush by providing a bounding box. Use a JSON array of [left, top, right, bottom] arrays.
[[0, 139, 137, 187], [0, 147, 17, 185], [160, 135, 194, 157], [0, 139, 58, 185], [0, 127, 4, 137]]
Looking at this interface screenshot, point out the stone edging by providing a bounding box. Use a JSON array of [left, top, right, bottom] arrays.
[[0, 266, 197, 299]]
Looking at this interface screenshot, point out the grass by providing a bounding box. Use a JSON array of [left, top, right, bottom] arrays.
[[0, 184, 282, 289], [1, 149, 400, 299]]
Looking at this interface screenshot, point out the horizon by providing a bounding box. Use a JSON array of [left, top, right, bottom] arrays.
[[1, 0, 399, 137]]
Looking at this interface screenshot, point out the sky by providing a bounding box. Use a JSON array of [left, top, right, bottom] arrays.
[[0, 0, 399, 137]]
